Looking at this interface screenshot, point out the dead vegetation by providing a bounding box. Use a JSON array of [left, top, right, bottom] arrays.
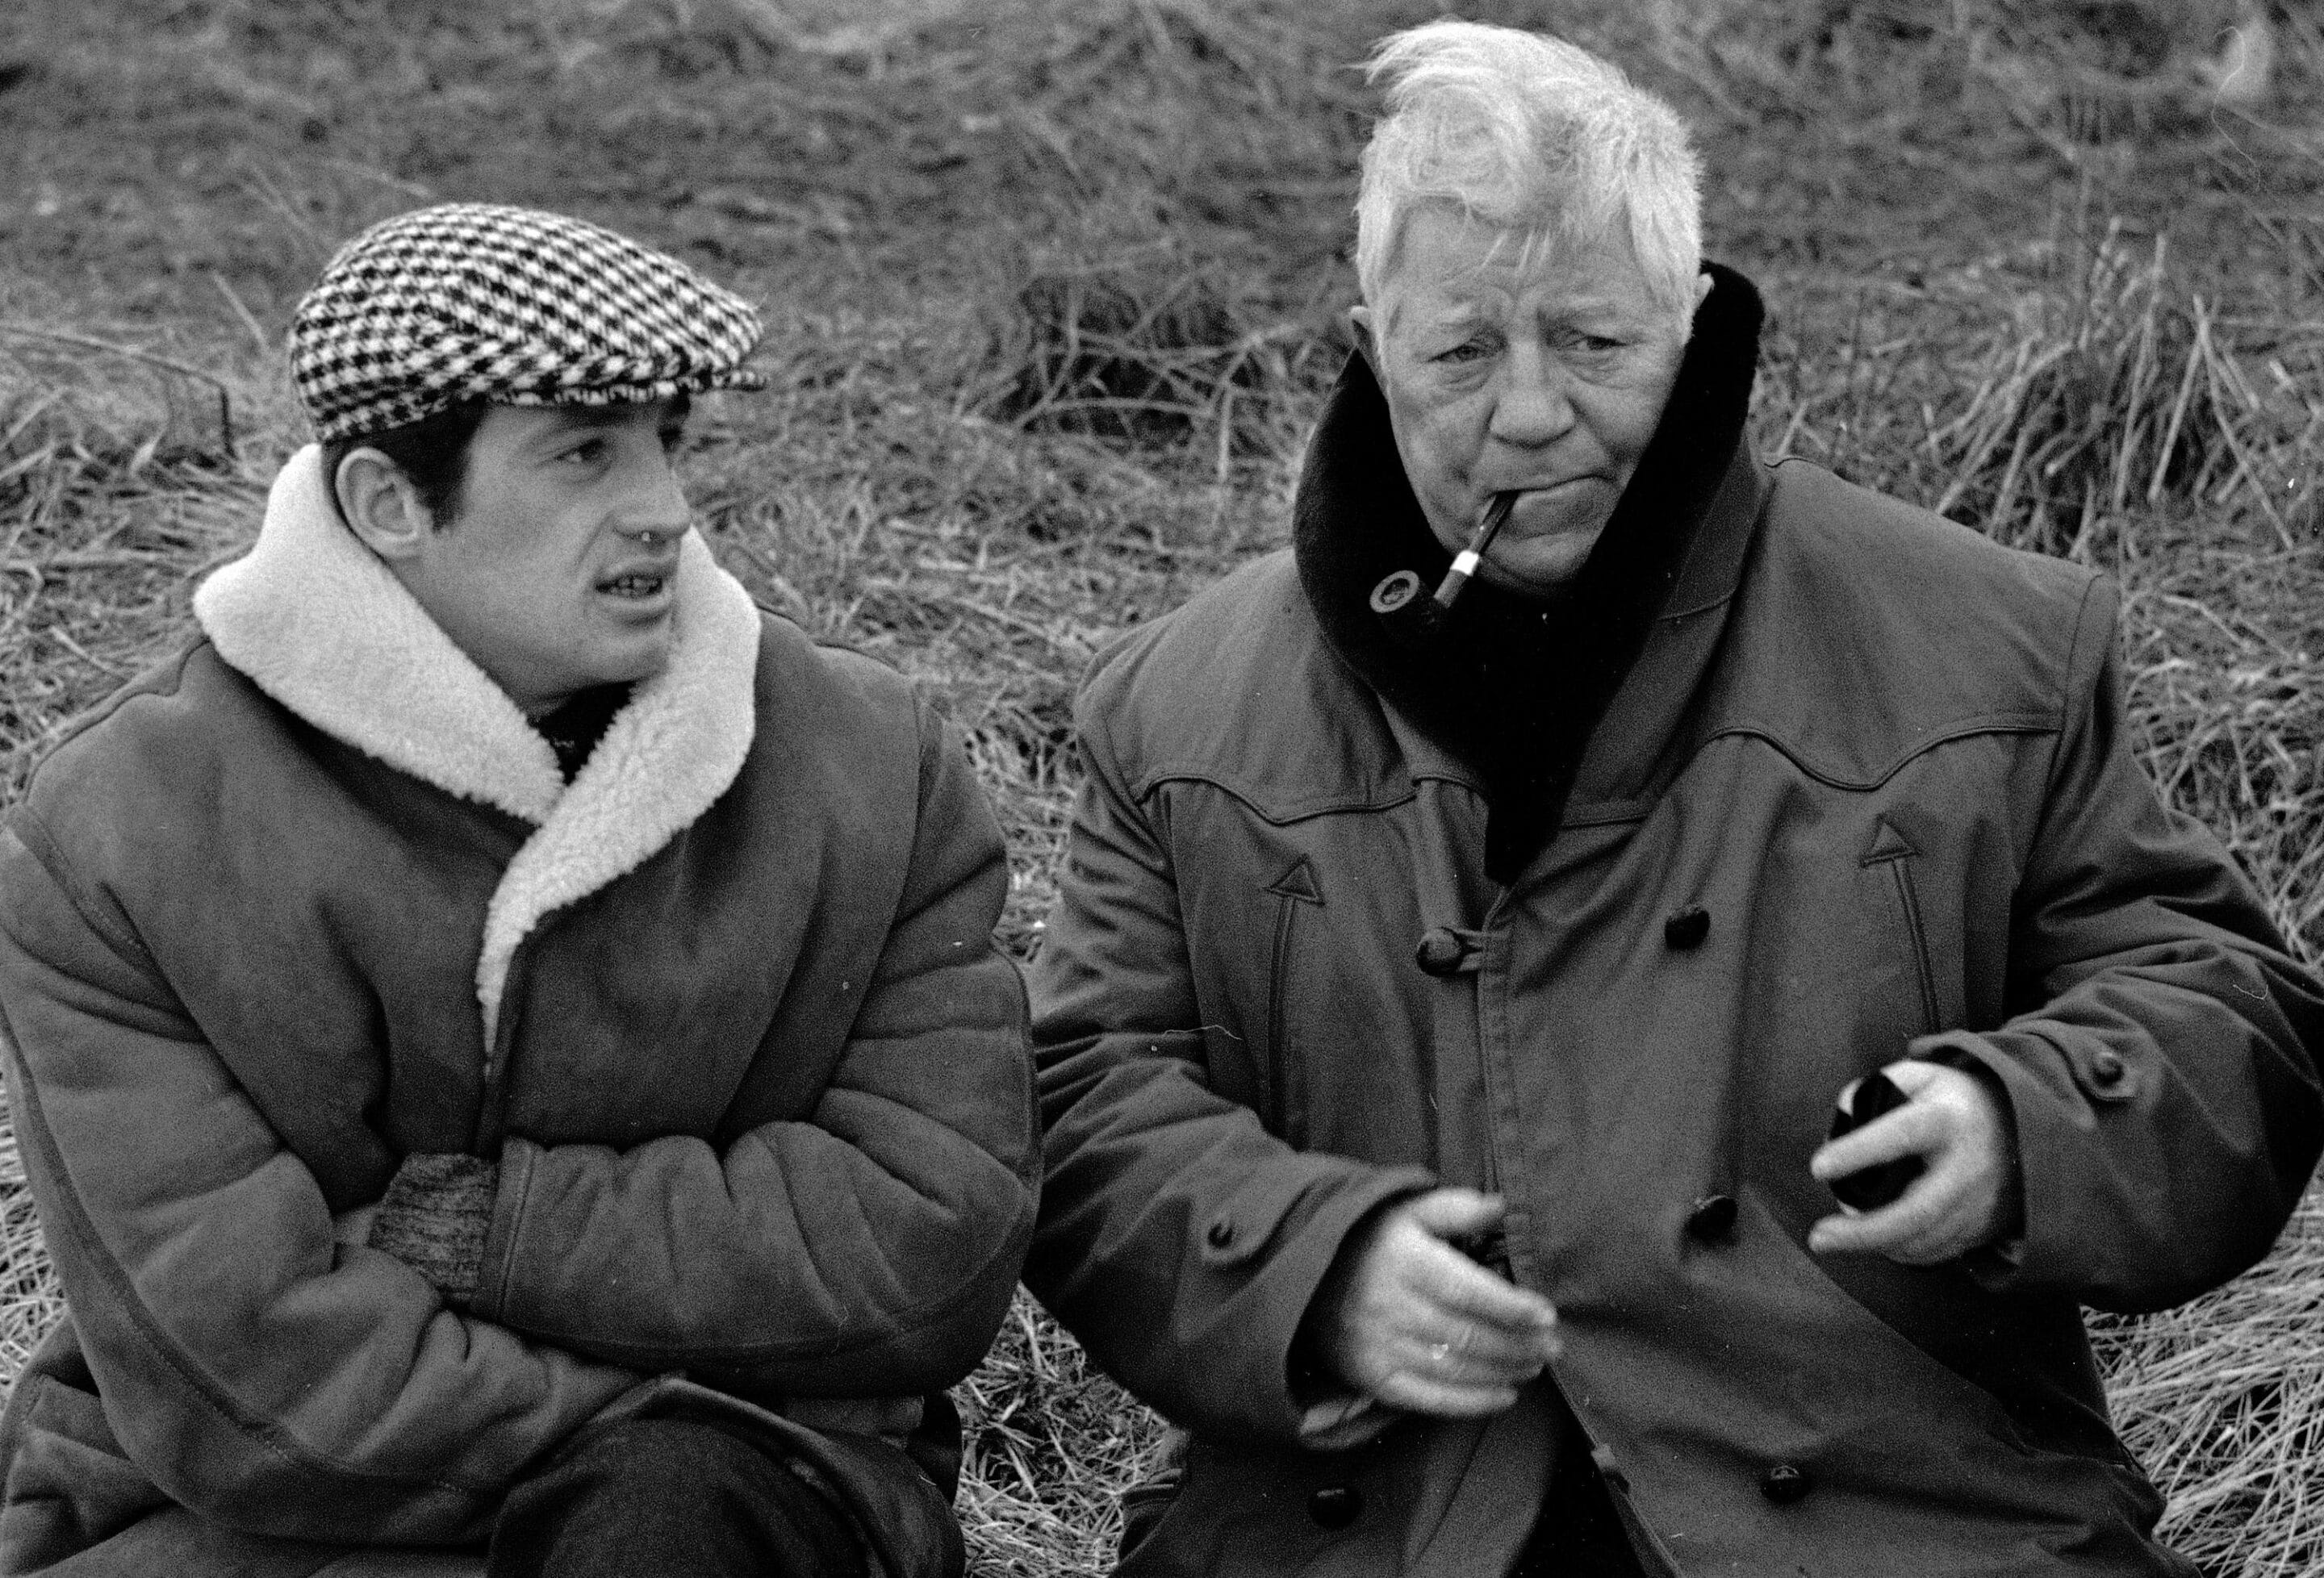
[[4, 1, 2324, 1572], [2093, 1192, 2324, 1572]]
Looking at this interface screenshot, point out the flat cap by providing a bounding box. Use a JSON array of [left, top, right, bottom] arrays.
[[289, 202, 766, 443]]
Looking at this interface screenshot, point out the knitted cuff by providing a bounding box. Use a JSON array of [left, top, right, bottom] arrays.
[[367, 1152, 498, 1307]]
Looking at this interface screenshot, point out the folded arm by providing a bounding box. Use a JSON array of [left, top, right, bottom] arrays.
[[458, 708, 1040, 1396], [0, 823, 638, 1547]]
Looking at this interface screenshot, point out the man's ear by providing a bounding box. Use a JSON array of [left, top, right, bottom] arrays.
[[333, 448, 433, 561], [1347, 303, 1381, 382]]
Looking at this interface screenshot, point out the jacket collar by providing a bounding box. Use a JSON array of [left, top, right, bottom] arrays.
[[193, 445, 763, 1046], [1293, 263, 1766, 882]]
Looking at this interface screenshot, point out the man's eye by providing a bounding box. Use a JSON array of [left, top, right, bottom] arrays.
[[1434, 340, 1492, 365], [560, 438, 608, 465]]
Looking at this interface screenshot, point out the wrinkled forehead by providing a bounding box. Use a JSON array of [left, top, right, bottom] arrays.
[[1376, 202, 1660, 332]]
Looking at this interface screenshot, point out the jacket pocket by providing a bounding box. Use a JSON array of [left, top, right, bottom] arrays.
[[1862, 817, 1941, 1036], [1261, 857, 1323, 1146]]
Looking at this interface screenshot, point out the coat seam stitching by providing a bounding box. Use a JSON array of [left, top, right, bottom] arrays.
[[3, 814, 157, 970], [2040, 575, 2106, 808], [1701, 715, 2057, 792], [1132, 767, 1419, 824]]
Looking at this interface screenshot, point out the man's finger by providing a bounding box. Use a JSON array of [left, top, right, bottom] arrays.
[[1402, 1321, 1555, 1382], [1808, 1154, 1977, 1257], [1400, 1246, 1560, 1338], [1368, 1369, 1524, 1418], [1401, 1187, 1507, 1240], [1879, 1058, 1946, 1098], [1814, 1213, 1971, 1264], [1809, 1101, 1946, 1184]]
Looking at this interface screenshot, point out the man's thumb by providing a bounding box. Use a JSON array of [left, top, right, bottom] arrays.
[[1403, 1187, 1506, 1239]]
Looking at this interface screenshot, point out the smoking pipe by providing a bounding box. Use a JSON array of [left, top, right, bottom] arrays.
[[1369, 491, 1519, 648]]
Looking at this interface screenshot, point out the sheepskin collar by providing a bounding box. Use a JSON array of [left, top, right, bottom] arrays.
[[1294, 262, 1765, 883], [194, 445, 763, 1046]]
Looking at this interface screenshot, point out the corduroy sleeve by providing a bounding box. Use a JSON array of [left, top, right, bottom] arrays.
[[1921, 577, 2324, 1309], [1018, 645, 1432, 1446], [0, 820, 639, 1547]]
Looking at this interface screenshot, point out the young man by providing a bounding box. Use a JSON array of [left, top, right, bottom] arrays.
[[0, 204, 1036, 1578]]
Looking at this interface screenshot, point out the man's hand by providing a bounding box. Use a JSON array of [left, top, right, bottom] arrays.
[[1808, 1059, 2022, 1264], [1302, 1188, 1561, 1417]]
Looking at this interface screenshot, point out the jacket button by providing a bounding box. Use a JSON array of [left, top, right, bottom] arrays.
[[1663, 907, 1711, 950], [1686, 1193, 1738, 1243], [1205, 1218, 1235, 1250], [2089, 1050, 2128, 1087], [1414, 928, 1468, 976], [1760, 1463, 1812, 1505], [1307, 1485, 1364, 1529]]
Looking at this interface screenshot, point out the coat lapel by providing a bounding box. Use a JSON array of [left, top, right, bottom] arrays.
[[194, 449, 565, 824], [472, 541, 760, 1046], [193, 445, 763, 1049]]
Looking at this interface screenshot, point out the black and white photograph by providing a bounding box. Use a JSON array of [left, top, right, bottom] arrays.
[[0, 2, 2319, 1574]]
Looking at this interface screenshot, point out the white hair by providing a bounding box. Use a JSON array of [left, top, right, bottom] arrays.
[[1354, 21, 1704, 336]]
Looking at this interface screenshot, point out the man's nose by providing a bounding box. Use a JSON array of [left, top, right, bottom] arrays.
[[617, 452, 692, 540], [1489, 346, 1577, 447]]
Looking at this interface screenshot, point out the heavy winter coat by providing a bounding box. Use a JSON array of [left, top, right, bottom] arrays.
[[1022, 269, 2324, 1576], [0, 449, 1038, 1576]]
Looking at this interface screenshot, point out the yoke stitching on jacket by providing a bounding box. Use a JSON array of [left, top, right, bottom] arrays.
[[0, 995, 497, 1502], [1127, 713, 2055, 822], [1129, 766, 1426, 824], [1699, 712, 2059, 792]]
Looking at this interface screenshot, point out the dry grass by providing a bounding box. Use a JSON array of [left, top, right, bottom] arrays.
[[4, 1, 2324, 1572], [2095, 1196, 2324, 1574]]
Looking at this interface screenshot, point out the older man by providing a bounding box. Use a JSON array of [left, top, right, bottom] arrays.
[[0, 205, 1035, 1577], [1023, 21, 2324, 1577]]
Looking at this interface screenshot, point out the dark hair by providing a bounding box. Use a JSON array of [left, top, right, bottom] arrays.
[[320, 400, 491, 527]]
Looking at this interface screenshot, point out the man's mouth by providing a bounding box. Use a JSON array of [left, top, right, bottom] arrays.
[[597, 566, 673, 599], [1502, 476, 1595, 499], [1501, 478, 1609, 521]]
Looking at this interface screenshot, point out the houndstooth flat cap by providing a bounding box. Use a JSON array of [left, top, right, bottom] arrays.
[[289, 202, 767, 443]]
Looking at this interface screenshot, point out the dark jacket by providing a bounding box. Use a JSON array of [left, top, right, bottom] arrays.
[[1022, 269, 2324, 1576], [0, 450, 1039, 1576]]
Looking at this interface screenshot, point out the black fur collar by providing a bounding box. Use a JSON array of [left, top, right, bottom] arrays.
[[1293, 262, 1765, 883]]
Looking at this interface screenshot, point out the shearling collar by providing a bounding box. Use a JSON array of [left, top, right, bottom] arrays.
[[193, 446, 763, 1046], [1294, 262, 1765, 883]]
